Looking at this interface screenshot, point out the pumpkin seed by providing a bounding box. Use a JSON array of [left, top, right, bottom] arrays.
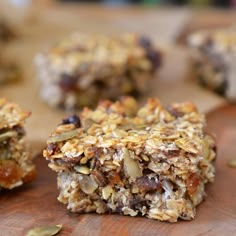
[[26, 224, 62, 236], [48, 130, 78, 143], [228, 159, 236, 168], [123, 147, 142, 179], [0, 131, 17, 142]]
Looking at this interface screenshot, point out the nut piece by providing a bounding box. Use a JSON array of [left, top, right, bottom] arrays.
[[123, 147, 142, 179], [102, 185, 113, 200], [78, 175, 98, 194]]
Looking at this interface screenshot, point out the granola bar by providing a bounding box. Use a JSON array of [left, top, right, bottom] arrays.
[[0, 99, 36, 189], [43, 97, 216, 222], [188, 27, 236, 100], [35, 34, 162, 109]]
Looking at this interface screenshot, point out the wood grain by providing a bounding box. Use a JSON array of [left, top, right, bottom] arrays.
[[0, 104, 236, 236]]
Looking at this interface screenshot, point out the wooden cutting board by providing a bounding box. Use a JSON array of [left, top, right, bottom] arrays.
[[0, 104, 236, 236]]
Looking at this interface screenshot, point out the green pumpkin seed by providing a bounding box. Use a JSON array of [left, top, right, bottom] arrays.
[[26, 224, 62, 236], [48, 129, 78, 143], [228, 159, 236, 168], [0, 131, 17, 142]]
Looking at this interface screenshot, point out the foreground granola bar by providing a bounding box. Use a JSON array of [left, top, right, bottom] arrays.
[[0, 99, 36, 189], [44, 97, 216, 222], [188, 27, 236, 100], [35, 34, 162, 109]]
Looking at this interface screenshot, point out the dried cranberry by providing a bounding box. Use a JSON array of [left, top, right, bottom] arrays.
[[186, 173, 201, 195], [62, 114, 81, 128]]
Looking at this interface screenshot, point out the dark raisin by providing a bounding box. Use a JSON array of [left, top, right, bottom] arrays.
[[62, 114, 81, 128], [13, 126, 25, 137], [47, 143, 58, 155], [63, 155, 83, 164], [107, 171, 123, 186], [136, 176, 161, 192], [146, 49, 162, 68], [165, 149, 180, 158], [93, 80, 106, 89], [115, 203, 124, 215], [58, 74, 77, 92], [214, 78, 227, 96], [166, 105, 184, 118], [142, 168, 154, 175], [91, 170, 107, 187], [138, 36, 152, 49], [129, 197, 148, 211]]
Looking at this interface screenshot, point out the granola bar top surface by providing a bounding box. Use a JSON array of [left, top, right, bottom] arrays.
[[45, 97, 205, 161], [188, 27, 236, 53], [38, 33, 161, 78], [44, 96, 214, 176], [0, 98, 30, 130]]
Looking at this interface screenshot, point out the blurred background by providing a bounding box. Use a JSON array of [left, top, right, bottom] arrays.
[[0, 0, 235, 141], [3, 0, 236, 7], [61, 0, 236, 7]]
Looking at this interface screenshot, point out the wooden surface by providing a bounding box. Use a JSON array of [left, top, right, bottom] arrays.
[[0, 104, 236, 236]]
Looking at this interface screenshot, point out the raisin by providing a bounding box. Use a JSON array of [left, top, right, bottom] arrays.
[[47, 143, 58, 155], [166, 105, 184, 118], [186, 173, 201, 195], [129, 197, 148, 211], [136, 176, 161, 192], [146, 49, 162, 68], [62, 114, 81, 128], [107, 171, 123, 186], [138, 36, 152, 49], [58, 74, 77, 92]]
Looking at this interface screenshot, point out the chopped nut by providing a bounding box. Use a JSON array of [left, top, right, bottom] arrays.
[[78, 175, 98, 194], [74, 165, 90, 175], [102, 185, 114, 200], [123, 147, 142, 179]]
